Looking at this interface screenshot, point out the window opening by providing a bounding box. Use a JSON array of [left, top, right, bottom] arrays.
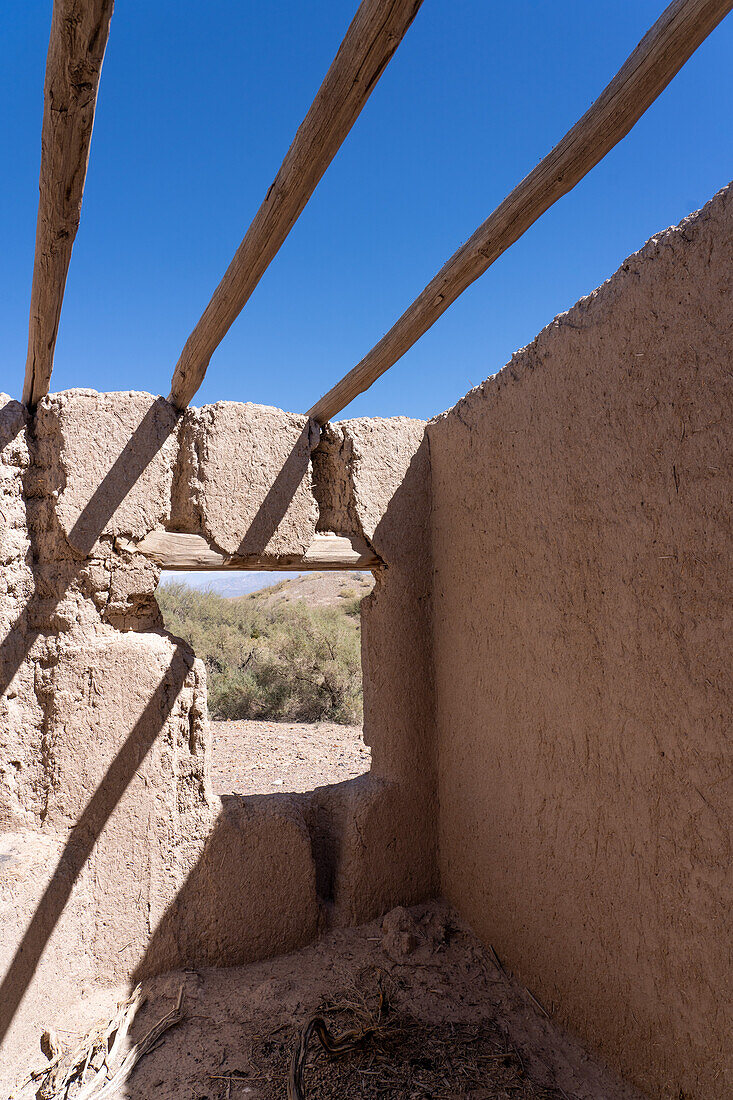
[[155, 569, 373, 795]]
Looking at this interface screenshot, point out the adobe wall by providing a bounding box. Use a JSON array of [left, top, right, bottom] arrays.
[[428, 184, 732, 1099], [0, 393, 436, 1081], [3, 182, 728, 1100]]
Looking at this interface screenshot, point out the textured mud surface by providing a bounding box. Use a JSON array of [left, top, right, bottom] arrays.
[[210, 720, 370, 795], [12, 903, 640, 1100], [429, 183, 733, 1097]]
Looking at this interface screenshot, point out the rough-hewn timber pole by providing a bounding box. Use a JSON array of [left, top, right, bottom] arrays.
[[307, 0, 732, 424], [22, 0, 114, 407], [127, 531, 382, 571], [168, 0, 424, 410]]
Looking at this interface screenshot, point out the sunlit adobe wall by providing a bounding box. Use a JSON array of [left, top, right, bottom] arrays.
[[428, 184, 733, 1100]]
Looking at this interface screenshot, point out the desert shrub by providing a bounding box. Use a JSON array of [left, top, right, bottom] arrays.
[[156, 581, 363, 724]]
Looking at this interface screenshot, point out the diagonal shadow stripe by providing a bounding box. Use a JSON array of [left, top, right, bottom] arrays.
[[0, 400, 178, 700], [0, 398, 319, 1047], [234, 425, 313, 556], [0, 646, 190, 1049]]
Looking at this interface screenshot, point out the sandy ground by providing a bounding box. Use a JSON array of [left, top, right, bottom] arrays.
[[210, 720, 370, 795], [13, 902, 642, 1100], [4, 722, 643, 1099]]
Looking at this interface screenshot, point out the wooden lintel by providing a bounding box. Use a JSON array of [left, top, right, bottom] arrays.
[[307, 0, 733, 424], [22, 0, 114, 407], [126, 530, 382, 571], [168, 0, 423, 409]]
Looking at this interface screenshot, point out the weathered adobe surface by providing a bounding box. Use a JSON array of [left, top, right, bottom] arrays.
[[4, 185, 729, 1099], [429, 182, 733, 1100], [0, 394, 435, 1085]]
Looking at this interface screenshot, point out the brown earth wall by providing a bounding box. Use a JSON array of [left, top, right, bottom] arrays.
[[428, 184, 733, 1099], [0, 394, 436, 1085], [2, 181, 730, 1099]]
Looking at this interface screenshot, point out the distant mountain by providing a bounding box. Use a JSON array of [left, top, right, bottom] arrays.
[[158, 570, 303, 597]]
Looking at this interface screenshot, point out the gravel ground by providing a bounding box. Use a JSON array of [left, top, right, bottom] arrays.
[[210, 719, 370, 795]]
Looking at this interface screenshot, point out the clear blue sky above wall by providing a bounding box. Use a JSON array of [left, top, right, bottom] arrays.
[[2, 2, 731, 420]]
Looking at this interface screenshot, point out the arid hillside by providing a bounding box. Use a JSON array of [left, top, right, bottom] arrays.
[[238, 570, 374, 609]]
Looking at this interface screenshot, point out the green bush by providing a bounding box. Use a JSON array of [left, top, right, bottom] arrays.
[[156, 581, 363, 724]]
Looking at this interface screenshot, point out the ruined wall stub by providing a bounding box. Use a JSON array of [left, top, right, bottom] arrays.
[[313, 417, 438, 921], [0, 392, 436, 1084], [428, 183, 733, 1100]]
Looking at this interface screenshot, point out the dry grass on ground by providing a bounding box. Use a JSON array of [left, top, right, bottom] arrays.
[[17, 904, 640, 1100]]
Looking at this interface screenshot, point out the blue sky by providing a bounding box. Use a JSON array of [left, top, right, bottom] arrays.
[[2, 2, 731, 421]]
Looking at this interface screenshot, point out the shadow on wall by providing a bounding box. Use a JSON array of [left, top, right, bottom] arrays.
[[0, 401, 315, 1050], [0, 647, 191, 1047], [0, 399, 184, 1048], [128, 779, 369, 981], [0, 400, 177, 703], [0, 402, 438, 1070], [235, 423, 313, 556]]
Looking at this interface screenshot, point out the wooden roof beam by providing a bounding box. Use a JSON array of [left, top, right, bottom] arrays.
[[168, 0, 423, 410], [23, 0, 114, 408], [307, 0, 732, 425]]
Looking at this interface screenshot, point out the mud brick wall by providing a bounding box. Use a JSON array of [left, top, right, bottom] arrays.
[[0, 394, 436, 1082], [2, 182, 730, 1100], [428, 184, 733, 1100]]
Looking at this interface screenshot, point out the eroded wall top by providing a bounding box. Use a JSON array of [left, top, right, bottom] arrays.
[[28, 391, 428, 568]]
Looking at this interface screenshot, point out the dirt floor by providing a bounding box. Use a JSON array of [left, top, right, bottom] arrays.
[[210, 720, 370, 795], [12, 902, 642, 1100]]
